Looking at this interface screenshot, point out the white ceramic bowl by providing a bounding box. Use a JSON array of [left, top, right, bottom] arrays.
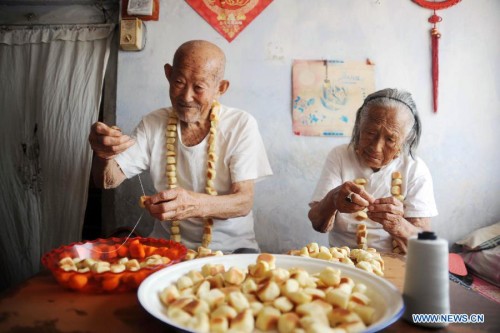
[[138, 254, 404, 333]]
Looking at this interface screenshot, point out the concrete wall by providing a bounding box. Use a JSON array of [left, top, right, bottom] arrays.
[[114, 0, 500, 253]]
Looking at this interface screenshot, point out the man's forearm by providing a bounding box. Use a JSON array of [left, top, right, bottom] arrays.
[[91, 156, 126, 189], [199, 193, 252, 220], [199, 181, 254, 220]]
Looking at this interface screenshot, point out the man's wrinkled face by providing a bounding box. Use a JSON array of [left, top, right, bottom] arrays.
[[166, 58, 221, 124], [356, 106, 411, 170]]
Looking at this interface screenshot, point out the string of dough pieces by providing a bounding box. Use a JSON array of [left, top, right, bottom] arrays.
[[353, 173, 405, 253], [390, 171, 404, 254], [139, 101, 221, 248], [166, 101, 220, 248], [352, 178, 368, 250]]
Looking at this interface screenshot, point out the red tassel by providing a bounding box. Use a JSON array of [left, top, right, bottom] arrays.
[[431, 27, 440, 113]]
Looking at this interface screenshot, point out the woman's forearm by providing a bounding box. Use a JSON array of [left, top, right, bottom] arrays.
[[308, 188, 339, 233], [399, 217, 432, 244]]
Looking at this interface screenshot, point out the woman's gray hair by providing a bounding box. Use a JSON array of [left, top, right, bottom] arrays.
[[349, 88, 421, 158]]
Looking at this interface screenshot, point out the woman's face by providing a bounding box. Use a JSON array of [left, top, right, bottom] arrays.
[[356, 106, 410, 170]]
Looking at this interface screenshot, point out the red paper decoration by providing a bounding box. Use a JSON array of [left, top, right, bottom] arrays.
[[185, 0, 273, 42], [412, 0, 462, 113]]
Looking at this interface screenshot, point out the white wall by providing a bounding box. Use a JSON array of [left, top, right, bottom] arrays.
[[114, 0, 500, 253]]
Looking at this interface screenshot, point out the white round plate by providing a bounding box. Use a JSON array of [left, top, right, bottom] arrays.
[[138, 254, 404, 333]]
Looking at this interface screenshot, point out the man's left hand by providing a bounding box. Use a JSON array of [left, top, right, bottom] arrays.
[[144, 188, 200, 221]]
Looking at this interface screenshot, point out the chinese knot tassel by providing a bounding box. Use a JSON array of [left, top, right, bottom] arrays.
[[431, 27, 441, 113]]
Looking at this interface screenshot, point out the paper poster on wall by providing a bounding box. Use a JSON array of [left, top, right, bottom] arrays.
[[292, 60, 375, 137], [185, 0, 273, 42]]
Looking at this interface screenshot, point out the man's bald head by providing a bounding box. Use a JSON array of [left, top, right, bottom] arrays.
[[172, 40, 226, 81], [164, 40, 230, 124]]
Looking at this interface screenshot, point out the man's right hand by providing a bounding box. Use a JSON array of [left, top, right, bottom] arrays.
[[89, 122, 135, 160]]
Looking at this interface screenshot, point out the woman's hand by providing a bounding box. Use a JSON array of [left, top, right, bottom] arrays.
[[337, 181, 375, 213], [367, 196, 408, 238], [309, 181, 375, 233]]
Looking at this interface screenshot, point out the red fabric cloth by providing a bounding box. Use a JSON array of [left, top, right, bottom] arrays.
[[471, 275, 500, 304]]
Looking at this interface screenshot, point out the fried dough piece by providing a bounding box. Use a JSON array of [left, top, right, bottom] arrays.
[[139, 195, 149, 208]]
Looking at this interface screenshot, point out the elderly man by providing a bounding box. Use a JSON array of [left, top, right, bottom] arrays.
[[89, 40, 272, 253], [308, 88, 438, 253]]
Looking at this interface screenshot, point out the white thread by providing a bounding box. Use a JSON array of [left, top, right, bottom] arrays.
[[79, 175, 147, 254], [403, 232, 450, 327], [77, 212, 144, 254], [138, 174, 146, 196]]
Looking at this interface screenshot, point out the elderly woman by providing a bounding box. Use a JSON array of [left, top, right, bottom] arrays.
[[308, 88, 438, 253]]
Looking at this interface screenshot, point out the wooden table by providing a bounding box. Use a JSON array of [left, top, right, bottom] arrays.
[[0, 254, 498, 332]]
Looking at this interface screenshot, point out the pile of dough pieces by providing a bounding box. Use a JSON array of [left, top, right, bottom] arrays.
[[58, 254, 171, 273], [160, 253, 378, 333], [181, 244, 383, 279], [185, 246, 224, 261], [287, 242, 384, 277]]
